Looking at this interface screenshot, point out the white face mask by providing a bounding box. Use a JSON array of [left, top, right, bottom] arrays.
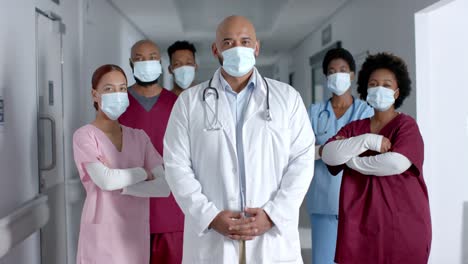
[[327, 72, 351, 96], [221, 47, 256, 77], [100, 92, 129, 120], [366, 86, 396, 112], [173, 65, 195, 89], [133, 60, 162, 82]]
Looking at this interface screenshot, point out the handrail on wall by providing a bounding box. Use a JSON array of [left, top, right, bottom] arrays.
[[0, 195, 49, 259]]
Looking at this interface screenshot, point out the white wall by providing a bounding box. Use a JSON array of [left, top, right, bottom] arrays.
[[415, 0, 468, 263], [279, 0, 439, 117], [272, 52, 293, 84]]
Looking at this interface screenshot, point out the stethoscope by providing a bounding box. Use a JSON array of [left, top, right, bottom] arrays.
[[317, 97, 356, 136], [202, 76, 272, 131], [202, 74, 271, 214]]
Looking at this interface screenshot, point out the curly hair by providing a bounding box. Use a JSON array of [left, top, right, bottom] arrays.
[[167, 40, 197, 62], [322, 47, 356, 75], [357, 52, 411, 109]]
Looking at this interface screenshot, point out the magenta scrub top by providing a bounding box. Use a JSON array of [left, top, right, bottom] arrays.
[[73, 124, 162, 264], [326, 113, 431, 264]]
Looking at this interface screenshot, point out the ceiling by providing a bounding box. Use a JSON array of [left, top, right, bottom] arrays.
[[111, 0, 349, 67]]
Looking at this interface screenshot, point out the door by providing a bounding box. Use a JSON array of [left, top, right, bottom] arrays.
[[310, 64, 328, 104], [36, 8, 67, 264]]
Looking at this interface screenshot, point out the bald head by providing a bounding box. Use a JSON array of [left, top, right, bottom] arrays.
[[213, 15, 259, 58], [130, 40, 161, 62], [216, 16, 256, 41]]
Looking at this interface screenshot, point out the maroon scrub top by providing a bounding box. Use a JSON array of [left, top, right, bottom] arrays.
[[119, 88, 184, 234], [326, 113, 431, 264]]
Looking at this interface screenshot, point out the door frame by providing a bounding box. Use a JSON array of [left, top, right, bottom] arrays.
[[35, 7, 67, 264]]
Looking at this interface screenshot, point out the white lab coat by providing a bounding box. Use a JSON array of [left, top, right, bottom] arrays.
[[164, 68, 315, 264]]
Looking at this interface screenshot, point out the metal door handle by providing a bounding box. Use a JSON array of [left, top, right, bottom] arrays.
[[39, 116, 56, 171]]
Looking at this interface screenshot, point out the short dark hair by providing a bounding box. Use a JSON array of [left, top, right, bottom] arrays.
[[356, 52, 411, 109], [322, 47, 356, 75], [167, 41, 197, 62]]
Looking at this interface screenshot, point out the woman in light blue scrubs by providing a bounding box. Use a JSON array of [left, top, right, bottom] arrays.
[[306, 48, 374, 264]]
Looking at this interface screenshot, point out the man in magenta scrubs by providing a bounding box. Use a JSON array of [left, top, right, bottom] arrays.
[[119, 40, 184, 264]]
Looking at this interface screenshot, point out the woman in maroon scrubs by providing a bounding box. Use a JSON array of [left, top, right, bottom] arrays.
[[321, 52, 431, 264]]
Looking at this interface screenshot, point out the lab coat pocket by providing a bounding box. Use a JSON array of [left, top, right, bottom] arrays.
[[192, 127, 224, 166], [266, 227, 301, 263]]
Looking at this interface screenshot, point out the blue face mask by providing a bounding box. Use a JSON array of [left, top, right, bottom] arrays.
[[133, 60, 162, 82], [327, 72, 351, 96], [221, 47, 256, 77], [366, 86, 396, 112], [173, 65, 195, 89], [100, 92, 129, 120]]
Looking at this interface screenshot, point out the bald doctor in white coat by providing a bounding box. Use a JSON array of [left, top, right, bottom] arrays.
[[164, 15, 315, 264]]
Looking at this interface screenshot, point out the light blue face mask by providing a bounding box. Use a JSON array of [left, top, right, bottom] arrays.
[[327, 72, 351, 96], [366, 86, 396, 111], [221, 47, 256, 77], [173, 65, 196, 89], [100, 92, 129, 120], [133, 60, 162, 82]]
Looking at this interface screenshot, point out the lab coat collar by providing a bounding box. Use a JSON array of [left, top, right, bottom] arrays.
[[211, 67, 267, 98], [211, 67, 268, 124]]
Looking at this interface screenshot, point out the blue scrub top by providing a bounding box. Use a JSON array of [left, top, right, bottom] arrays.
[[306, 98, 374, 215]]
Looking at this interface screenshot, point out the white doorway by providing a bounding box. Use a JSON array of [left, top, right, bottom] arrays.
[[35, 8, 67, 264]]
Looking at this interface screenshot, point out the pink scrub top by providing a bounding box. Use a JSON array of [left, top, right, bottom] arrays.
[[119, 88, 184, 234], [326, 114, 432, 264], [73, 124, 162, 264]]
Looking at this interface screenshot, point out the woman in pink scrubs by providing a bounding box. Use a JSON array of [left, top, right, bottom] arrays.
[[73, 64, 169, 264], [321, 53, 431, 264]]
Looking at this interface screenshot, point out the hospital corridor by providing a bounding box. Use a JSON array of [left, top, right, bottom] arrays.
[[0, 0, 467, 263]]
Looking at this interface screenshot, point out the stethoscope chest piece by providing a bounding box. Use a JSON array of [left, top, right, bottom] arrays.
[[265, 109, 272, 122]]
